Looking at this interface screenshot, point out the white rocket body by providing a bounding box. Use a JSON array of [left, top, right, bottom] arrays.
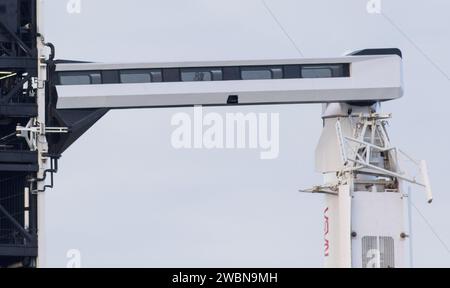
[[316, 103, 411, 268]]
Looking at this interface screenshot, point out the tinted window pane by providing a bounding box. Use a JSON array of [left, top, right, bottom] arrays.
[[60, 75, 91, 85], [241, 66, 283, 80], [223, 67, 240, 80], [271, 68, 283, 79], [91, 73, 102, 84], [59, 72, 101, 85], [283, 65, 301, 78], [181, 68, 222, 81], [120, 70, 162, 83], [182, 71, 211, 81], [121, 73, 150, 83], [241, 68, 271, 80], [151, 71, 163, 82], [301, 66, 333, 78], [301, 64, 348, 78]]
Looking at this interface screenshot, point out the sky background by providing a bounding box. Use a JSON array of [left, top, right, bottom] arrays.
[[41, 0, 450, 267]]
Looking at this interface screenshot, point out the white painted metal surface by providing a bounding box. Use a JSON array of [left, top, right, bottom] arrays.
[[36, 0, 47, 268], [313, 103, 431, 268], [351, 191, 407, 268], [54, 55, 402, 110], [54, 56, 397, 71]]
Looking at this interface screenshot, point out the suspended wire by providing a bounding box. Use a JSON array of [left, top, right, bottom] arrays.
[[260, 0, 304, 57], [410, 200, 450, 256], [381, 13, 450, 82]]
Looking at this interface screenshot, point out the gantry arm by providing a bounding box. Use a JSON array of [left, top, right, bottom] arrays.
[[43, 49, 403, 155], [53, 52, 403, 110]]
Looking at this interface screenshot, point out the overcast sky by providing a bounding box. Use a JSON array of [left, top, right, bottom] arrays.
[[41, 0, 450, 267]]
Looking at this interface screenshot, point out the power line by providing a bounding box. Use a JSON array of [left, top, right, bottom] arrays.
[[261, 0, 304, 57], [410, 200, 450, 256], [382, 12, 450, 82]]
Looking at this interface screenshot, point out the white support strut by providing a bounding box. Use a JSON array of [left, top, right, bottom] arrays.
[[36, 0, 47, 268]]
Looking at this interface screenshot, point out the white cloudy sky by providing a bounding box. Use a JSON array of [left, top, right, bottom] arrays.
[[41, 0, 450, 267]]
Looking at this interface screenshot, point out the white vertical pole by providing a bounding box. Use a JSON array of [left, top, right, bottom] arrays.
[[408, 186, 414, 268], [338, 184, 352, 267], [36, 0, 48, 268], [24, 187, 30, 230]]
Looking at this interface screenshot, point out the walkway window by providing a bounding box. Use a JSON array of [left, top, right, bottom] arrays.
[[59, 72, 102, 85], [181, 68, 223, 82], [241, 66, 283, 80], [301, 64, 349, 78], [120, 70, 162, 83]]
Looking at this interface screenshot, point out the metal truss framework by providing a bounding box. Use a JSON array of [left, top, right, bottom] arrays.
[[0, 0, 39, 267], [335, 112, 432, 203]]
